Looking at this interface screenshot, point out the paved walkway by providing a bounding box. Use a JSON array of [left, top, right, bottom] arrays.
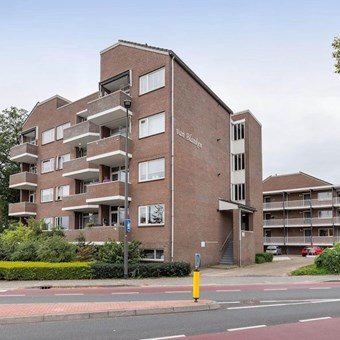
[[0, 255, 339, 324]]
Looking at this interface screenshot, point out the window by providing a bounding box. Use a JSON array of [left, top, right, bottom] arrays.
[[232, 122, 245, 141], [318, 192, 332, 201], [42, 128, 55, 145], [110, 206, 126, 226], [232, 153, 245, 171], [56, 122, 71, 140], [41, 188, 54, 202], [29, 164, 37, 174], [80, 212, 98, 228], [142, 249, 164, 261], [42, 217, 53, 231], [79, 179, 98, 194], [41, 158, 54, 173], [111, 166, 128, 182], [56, 153, 70, 170], [139, 68, 165, 95], [56, 185, 70, 200], [139, 112, 165, 138], [232, 183, 245, 201], [139, 204, 165, 226], [29, 191, 36, 203], [55, 216, 69, 230], [318, 210, 332, 219], [139, 158, 165, 182]]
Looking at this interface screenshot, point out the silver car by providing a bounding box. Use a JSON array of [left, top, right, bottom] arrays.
[[266, 245, 282, 255]]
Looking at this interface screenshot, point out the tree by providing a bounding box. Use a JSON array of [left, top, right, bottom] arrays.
[[0, 107, 28, 230], [332, 37, 340, 73]]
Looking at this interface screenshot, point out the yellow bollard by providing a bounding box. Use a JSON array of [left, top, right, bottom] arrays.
[[192, 269, 200, 302]]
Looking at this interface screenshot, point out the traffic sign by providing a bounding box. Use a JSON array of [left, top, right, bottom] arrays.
[[125, 219, 131, 233]]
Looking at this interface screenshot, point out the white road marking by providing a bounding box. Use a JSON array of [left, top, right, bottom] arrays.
[[165, 291, 190, 294], [300, 317, 332, 322], [216, 289, 241, 292], [0, 294, 26, 297], [140, 335, 186, 340], [54, 293, 84, 296], [309, 287, 331, 290], [264, 288, 287, 291], [111, 292, 139, 295], [228, 325, 267, 332]]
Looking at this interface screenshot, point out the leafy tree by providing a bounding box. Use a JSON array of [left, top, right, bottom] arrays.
[[332, 37, 340, 73], [0, 107, 28, 230]]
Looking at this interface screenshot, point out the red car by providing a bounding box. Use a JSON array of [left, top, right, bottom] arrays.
[[301, 246, 323, 256]]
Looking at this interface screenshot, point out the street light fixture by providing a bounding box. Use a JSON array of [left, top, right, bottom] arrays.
[[123, 99, 131, 279]]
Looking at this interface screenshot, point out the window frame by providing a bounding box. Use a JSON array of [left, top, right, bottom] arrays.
[[138, 158, 165, 182], [232, 183, 245, 201], [232, 153, 245, 171], [42, 128, 55, 145], [41, 158, 54, 174], [56, 153, 70, 170], [56, 185, 70, 201], [55, 216, 69, 230], [138, 204, 165, 226], [41, 188, 54, 203], [56, 122, 71, 140], [139, 67, 165, 95], [232, 122, 245, 141], [139, 112, 165, 139]]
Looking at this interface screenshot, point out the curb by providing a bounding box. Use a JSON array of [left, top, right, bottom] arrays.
[[0, 301, 220, 325]]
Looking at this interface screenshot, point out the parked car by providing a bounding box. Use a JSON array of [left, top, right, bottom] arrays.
[[301, 246, 323, 257], [266, 245, 282, 255]]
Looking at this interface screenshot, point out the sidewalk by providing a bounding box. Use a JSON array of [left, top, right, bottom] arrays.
[[0, 255, 338, 325]]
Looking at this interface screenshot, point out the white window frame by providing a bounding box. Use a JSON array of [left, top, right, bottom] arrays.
[[56, 122, 71, 140], [138, 204, 165, 226], [55, 216, 69, 230], [318, 210, 333, 219], [139, 67, 165, 95], [41, 188, 54, 203], [139, 158, 165, 182], [318, 192, 332, 201], [41, 158, 54, 173], [142, 249, 164, 262], [43, 217, 53, 231], [56, 185, 70, 201], [56, 153, 70, 170], [139, 112, 165, 138], [232, 183, 245, 201], [232, 153, 245, 171], [232, 122, 245, 141], [42, 128, 55, 145]]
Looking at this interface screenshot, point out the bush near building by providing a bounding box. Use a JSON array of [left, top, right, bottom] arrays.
[[255, 252, 273, 264], [315, 245, 340, 274]]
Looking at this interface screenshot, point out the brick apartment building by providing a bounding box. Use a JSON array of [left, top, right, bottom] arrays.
[[263, 172, 340, 254], [9, 40, 263, 266]]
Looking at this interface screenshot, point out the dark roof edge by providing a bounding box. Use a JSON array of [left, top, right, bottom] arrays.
[[169, 50, 233, 115]]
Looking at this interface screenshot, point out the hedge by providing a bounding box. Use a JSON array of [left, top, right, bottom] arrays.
[[0, 261, 192, 280], [255, 252, 273, 264]]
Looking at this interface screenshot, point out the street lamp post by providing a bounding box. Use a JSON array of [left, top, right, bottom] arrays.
[[123, 99, 131, 279]]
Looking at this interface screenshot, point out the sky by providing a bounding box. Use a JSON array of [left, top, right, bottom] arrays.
[[1, 0, 340, 183]]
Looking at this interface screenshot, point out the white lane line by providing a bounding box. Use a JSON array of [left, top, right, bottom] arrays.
[[228, 325, 267, 332], [111, 292, 139, 295], [165, 291, 190, 294], [264, 288, 287, 291], [54, 293, 84, 296], [0, 290, 8, 292], [309, 287, 331, 290], [140, 335, 186, 340], [216, 290, 241, 292], [300, 317, 332, 322], [0, 294, 26, 297]]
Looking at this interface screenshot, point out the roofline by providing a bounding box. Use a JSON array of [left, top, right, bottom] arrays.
[[264, 184, 340, 195], [233, 109, 262, 126], [263, 171, 332, 186], [100, 40, 234, 115]]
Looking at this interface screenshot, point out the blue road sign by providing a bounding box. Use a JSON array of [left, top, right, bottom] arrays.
[[125, 219, 131, 233]]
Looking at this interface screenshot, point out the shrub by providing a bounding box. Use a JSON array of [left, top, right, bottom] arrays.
[[10, 239, 38, 261], [95, 240, 142, 264], [315, 245, 340, 274], [37, 236, 77, 263], [255, 252, 273, 264]]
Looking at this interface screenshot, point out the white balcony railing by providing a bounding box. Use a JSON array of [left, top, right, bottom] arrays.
[[264, 236, 340, 246], [264, 197, 340, 211]]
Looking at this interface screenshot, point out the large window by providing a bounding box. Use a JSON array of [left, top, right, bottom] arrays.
[[41, 158, 54, 173], [318, 210, 332, 219], [139, 158, 165, 182], [111, 166, 128, 182], [318, 192, 332, 201], [139, 112, 165, 138], [42, 128, 55, 145], [139, 68, 165, 95], [80, 212, 98, 228], [56, 122, 71, 140], [232, 183, 245, 201], [138, 204, 165, 226], [56, 153, 70, 170], [41, 188, 54, 202], [232, 153, 245, 171], [55, 216, 69, 230], [142, 249, 164, 261], [232, 122, 245, 141], [110, 206, 126, 226], [42, 217, 53, 231], [56, 185, 70, 200]]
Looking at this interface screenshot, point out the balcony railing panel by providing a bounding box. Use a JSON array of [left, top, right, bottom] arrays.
[[263, 236, 338, 246], [8, 202, 37, 216], [62, 193, 99, 212], [86, 181, 130, 205], [63, 121, 100, 147], [87, 134, 131, 167], [87, 91, 132, 129], [9, 172, 37, 190], [63, 157, 99, 180], [10, 143, 38, 164]]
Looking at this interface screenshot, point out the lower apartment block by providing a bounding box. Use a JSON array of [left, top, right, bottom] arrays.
[[9, 40, 263, 266], [263, 172, 340, 254]]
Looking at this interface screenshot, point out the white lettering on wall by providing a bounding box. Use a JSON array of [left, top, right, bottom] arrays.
[[176, 129, 202, 149]]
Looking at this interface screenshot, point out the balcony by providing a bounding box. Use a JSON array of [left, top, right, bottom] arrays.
[[8, 202, 37, 217], [86, 181, 131, 205], [87, 134, 132, 167], [9, 172, 38, 190], [62, 193, 99, 212], [63, 121, 100, 148], [10, 143, 38, 164], [86, 91, 132, 129], [264, 236, 340, 246], [263, 198, 337, 211], [264, 217, 335, 228], [62, 157, 99, 180]]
